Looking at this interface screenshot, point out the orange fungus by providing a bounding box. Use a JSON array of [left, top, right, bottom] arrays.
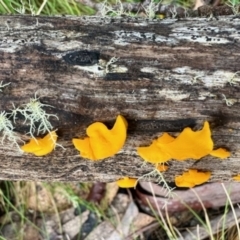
[[116, 177, 137, 188], [233, 175, 240, 181], [175, 169, 211, 188], [210, 148, 230, 159], [72, 115, 128, 160], [21, 131, 57, 156], [137, 121, 230, 164], [156, 164, 169, 172]]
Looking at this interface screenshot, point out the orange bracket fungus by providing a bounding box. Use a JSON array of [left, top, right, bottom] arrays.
[[72, 115, 128, 160], [21, 131, 57, 156], [175, 169, 211, 188], [137, 121, 230, 164], [116, 177, 137, 188]]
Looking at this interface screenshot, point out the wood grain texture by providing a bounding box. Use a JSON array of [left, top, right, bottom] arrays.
[[0, 15, 239, 182]]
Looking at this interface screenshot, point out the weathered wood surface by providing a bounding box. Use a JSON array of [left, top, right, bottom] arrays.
[[0, 14, 240, 182]]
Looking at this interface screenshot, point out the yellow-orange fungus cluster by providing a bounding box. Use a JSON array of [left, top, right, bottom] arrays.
[[233, 175, 240, 181], [175, 169, 211, 188], [116, 177, 137, 188], [72, 115, 128, 160], [20, 116, 232, 189], [21, 131, 57, 156], [137, 121, 230, 164]]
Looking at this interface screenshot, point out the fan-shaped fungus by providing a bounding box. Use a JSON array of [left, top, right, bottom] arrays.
[[21, 131, 57, 156], [116, 177, 137, 188], [210, 148, 230, 159], [72, 115, 128, 160], [175, 169, 211, 188], [137, 121, 230, 164]]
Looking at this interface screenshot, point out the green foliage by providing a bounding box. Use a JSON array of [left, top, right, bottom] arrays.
[[226, 0, 240, 14], [1, 0, 240, 16], [0, 181, 94, 239], [0, 0, 96, 15], [147, 183, 240, 240]]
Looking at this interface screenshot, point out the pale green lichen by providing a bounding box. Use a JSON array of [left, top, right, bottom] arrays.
[[11, 93, 58, 139], [0, 111, 23, 151]]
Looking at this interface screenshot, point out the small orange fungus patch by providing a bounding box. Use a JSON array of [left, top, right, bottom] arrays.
[[232, 175, 240, 181], [137, 121, 230, 164], [72, 115, 128, 160], [21, 131, 57, 156], [156, 164, 169, 172], [175, 169, 211, 188], [210, 148, 230, 159], [116, 177, 137, 188]]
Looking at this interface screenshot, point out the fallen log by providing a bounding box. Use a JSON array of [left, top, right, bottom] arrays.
[[0, 14, 239, 182]]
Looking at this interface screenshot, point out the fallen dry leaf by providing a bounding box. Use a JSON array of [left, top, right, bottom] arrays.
[[62, 211, 89, 239], [106, 201, 139, 240], [87, 182, 106, 204], [84, 221, 115, 240]]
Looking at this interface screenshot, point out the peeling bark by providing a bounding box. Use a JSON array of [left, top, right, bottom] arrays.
[[0, 15, 240, 182]]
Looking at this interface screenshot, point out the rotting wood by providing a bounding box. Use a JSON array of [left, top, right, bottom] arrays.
[[0, 15, 240, 182]]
